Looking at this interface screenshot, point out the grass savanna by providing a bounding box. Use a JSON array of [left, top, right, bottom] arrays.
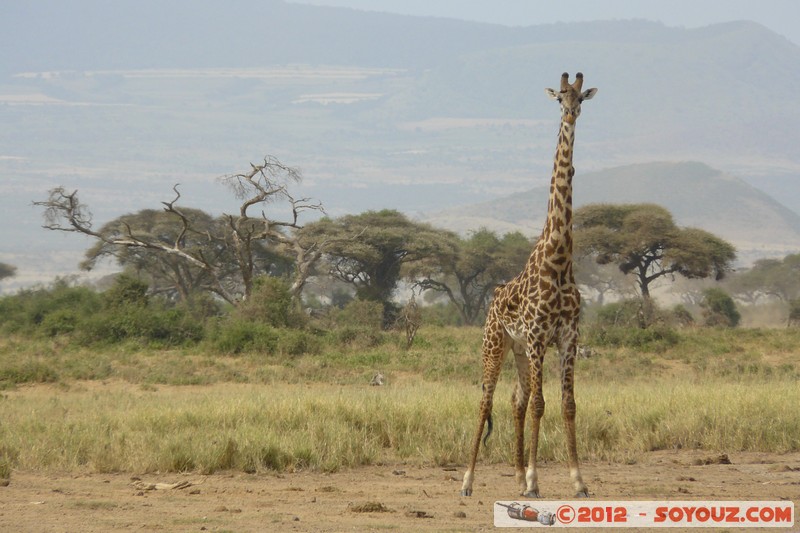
[[1, 322, 799, 481], [1, 276, 800, 482]]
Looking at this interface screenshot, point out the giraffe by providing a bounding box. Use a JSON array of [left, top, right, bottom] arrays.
[[460, 72, 597, 498]]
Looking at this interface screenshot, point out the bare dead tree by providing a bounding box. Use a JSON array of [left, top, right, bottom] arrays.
[[35, 156, 325, 304], [35, 185, 241, 303], [219, 156, 325, 300]]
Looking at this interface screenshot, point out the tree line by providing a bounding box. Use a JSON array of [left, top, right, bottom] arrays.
[[7, 155, 795, 330]]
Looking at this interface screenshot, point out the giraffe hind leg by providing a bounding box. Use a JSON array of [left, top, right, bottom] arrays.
[[461, 324, 507, 497], [460, 377, 501, 496]]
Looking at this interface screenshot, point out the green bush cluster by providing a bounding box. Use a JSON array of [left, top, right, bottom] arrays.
[[700, 288, 741, 327], [311, 299, 388, 348], [79, 305, 204, 346], [205, 320, 324, 356], [234, 276, 302, 328], [593, 299, 645, 328], [0, 276, 202, 347], [789, 299, 800, 327], [1, 273, 744, 363], [0, 278, 102, 335], [0, 275, 395, 357], [585, 299, 684, 350], [585, 324, 680, 351], [208, 320, 279, 354]]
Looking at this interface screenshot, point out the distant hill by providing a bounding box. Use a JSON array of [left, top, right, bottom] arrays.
[[426, 162, 800, 262], [374, 20, 800, 166], [4, 2, 800, 287], [4, 4, 800, 178], [0, 0, 535, 74]]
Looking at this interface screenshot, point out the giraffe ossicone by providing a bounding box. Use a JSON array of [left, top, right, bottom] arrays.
[[460, 72, 597, 498]]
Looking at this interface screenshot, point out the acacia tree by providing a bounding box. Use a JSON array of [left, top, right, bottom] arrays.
[[300, 209, 455, 321], [35, 156, 323, 304], [575, 203, 736, 322], [81, 207, 291, 303], [727, 253, 800, 304], [82, 207, 225, 303], [412, 229, 531, 325], [573, 254, 637, 306]]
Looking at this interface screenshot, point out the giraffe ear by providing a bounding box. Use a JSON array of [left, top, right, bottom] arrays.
[[545, 88, 560, 100], [581, 88, 598, 101]]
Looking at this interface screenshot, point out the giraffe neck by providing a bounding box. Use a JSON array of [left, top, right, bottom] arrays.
[[542, 119, 576, 250]]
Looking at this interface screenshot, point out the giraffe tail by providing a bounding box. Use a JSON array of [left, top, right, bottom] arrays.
[[482, 412, 494, 447], [481, 383, 494, 446]]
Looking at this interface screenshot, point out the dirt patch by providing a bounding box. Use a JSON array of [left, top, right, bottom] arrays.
[[1, 451, 798, 532]]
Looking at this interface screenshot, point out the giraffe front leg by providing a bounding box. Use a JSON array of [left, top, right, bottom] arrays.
[[523, 345, 545, 498], [511, 345, 530, 493], [562, 385, 589, 497], [560, 334, 589, 498]]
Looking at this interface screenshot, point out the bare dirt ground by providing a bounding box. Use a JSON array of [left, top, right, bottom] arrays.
[[1, 451, 798, 532]]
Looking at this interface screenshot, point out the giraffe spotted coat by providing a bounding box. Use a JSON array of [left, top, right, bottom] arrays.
[[461, 72, 597, 498]]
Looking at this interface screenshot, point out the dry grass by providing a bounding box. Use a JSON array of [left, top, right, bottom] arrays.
[[1, 377, 797, 477]]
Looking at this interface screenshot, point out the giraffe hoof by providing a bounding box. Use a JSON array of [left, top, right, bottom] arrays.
[[575, 490, 590, 498], [460, 489, 472, 497], [522, 490, 541, 499]]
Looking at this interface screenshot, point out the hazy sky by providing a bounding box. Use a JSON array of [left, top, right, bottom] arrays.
[[291, 0, 800, 45]]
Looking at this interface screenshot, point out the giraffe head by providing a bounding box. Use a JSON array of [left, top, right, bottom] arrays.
[[545, 72, 597, 125]]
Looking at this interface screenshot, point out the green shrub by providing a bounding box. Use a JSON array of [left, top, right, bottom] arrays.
[[79, 305, 203, 347], [208, 319, 279, 355], [334, 326, 386, 348], [592, 299, 689, 330], [277, 329, 322, 356], [40, 309, 80, 336], [236, 277, 298, 328], [594, 300, 645, 328], [315, 299, 389, 347], [0, 295, 24, 333], [0, 359, 59, 386], [585, 324, 680, 351], [180, 292, 223, 320], [0, 279, 102, 335], [670, 304, 695, 327], [103, 274, 149, 308], [331, 299, 384, 330], [701, 288, 740, 327], [789, 299, 800, 327]]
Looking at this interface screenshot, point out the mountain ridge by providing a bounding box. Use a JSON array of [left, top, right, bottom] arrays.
[[425, 161, 800, 263]]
